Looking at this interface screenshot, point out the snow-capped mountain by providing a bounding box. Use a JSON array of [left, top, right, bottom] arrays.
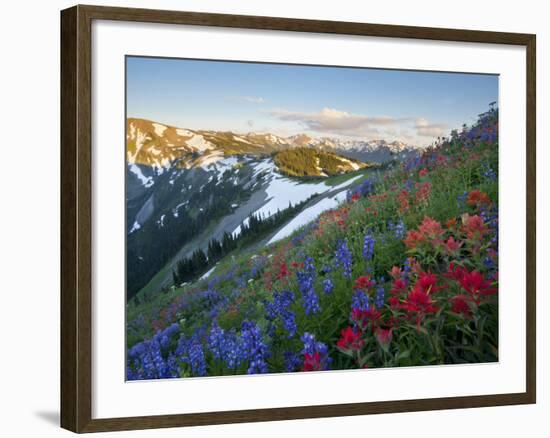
[[329, 139, 419, 163], [126, 118, 421, 175]]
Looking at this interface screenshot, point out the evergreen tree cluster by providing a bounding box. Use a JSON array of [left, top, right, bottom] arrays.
[[274, 147, 363, 177]]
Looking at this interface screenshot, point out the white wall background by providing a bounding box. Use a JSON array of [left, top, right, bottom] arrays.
[[0, 0, 546, 436]]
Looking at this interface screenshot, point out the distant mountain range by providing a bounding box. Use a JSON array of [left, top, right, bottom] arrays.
[[126, 118, 421, 174]]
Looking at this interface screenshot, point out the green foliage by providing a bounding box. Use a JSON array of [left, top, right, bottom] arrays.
[[274, 147, 365, 177], [127, 107, 500, 377]]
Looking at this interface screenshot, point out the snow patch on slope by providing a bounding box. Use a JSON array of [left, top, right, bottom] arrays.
[[128, 128, 151, 164], [129, 221, 141, 234], [233, 135, 253, 145], [129, 164, 154, 188], [231, 160, 362, 237], [176, 128, 193, 137], [152, 123, 167, 136], [268, 191, 348, 244], [186, 134, 214, 151], [200, 265, 217, 280]]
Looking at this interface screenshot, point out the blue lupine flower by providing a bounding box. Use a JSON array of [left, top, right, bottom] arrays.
[[265, 290, 297, 338], [207, 322, 226, 360], [172, 330, 208, 377], [264, 301, 278, 321], [240, 321, 269, 374], [304, 256, 315, 272], [482, 162, 497, 181], [480, 206, 499, 247], [206, 323, 245, 370], [280, 310, 297, 339], [322, 278, 334, 295], [335, 240, 353, 279], [301, 332, 317, 356], [296, 257, 320, 316], [403, 257, 412, 276], [128, 341, 147, 360], [404, 156, 422, 172], [362, 234, 375, 260], [351, 289, 370, 313], [297, 271, 320, 315], [284, 351, 301, 372], [484, 256, 496, 271], [388, 219, 406, 239], [223, 333, 243, 369], [127, 323, 183, 380], [187, 339, 207, 376], [300, 332, 332, 371], [160, 335, 170, 349]]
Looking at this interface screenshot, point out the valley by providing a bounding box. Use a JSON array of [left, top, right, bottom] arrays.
[[126, 118, 413, 301]]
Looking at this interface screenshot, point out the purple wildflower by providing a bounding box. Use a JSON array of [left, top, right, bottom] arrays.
[[335, 240, 353, 279]]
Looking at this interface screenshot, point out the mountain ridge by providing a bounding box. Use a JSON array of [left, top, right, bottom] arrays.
[[126, 118, 421, 174]]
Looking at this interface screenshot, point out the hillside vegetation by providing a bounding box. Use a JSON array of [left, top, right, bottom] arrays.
[[274, 147, 368, 177], [126, 106, 499, 379]]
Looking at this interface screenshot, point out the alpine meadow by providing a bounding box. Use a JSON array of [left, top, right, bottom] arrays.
[[125, 57, 499, 380]]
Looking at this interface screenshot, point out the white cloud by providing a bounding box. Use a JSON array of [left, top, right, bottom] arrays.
[[415, 117, 448, 138], [238, 96, 266, 104], [269, 107, 402, 137], [266, 106, 449, 145]]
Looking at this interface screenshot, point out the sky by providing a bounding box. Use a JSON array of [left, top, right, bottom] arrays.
[[126, 56, 498, 147]]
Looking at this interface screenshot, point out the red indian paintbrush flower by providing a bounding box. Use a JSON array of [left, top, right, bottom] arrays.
[[458, 270, 497, 304], [445, 262, 467, 282], [467, 189, 491, 208], [443, 236, 463, 256], [415, 182, 432, 204], [450, 294, 473, 316], [351, 307, 382, 330], [461, 213, 488, 240], [413, 271, 445, 295], [353, 275, 374, 290], [276, 262, 290, 280], [404, 217, 445, 250], [389, 278, 408, 309], [403, 289, 438, 326], [375, 326, 393, 352], [336, 327, 364, 352], [303, 352, 322, 372], [418, 216, 444, 241], [404, 230, 425, 249], [397, 189, 410, 213], [404, 291, 436, 312], [389, 266, 402, 280]]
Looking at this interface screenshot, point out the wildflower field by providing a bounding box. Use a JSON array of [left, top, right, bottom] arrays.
[[126, 106, 499, 380]]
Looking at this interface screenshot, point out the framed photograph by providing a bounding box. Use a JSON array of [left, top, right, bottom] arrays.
[[60, 4, 536, 433]]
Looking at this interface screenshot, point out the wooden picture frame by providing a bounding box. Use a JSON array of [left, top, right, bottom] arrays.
[[61, 4, 536, 433]]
